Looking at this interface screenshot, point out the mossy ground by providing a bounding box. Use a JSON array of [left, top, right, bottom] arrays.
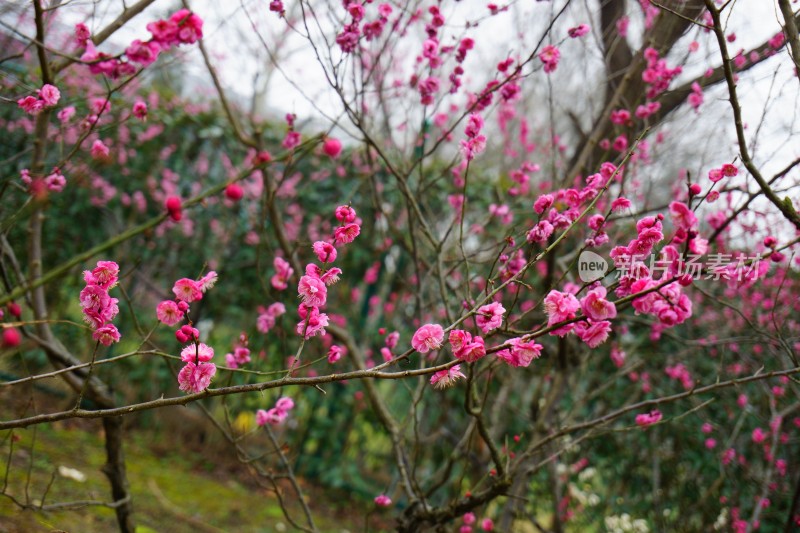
[[0, 421, 371, 532]]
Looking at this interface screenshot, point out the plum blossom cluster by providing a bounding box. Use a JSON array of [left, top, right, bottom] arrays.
[[688, 81, 704, 111], [17, 84, 60, 115], [156, 274, 212, 328], [91, 139, 110, 161], [271, 257, 294, 291], [608, 214, 694, 338], [408, 325, 467, 388], [155, 272, 218, 393], [635, 410, 663, 427], [177, 340, 216, 394], [642, 47, 682, 99], [417, 75, 440, 106], [769, 31, 786, 51], [567, 24, 590, 38], [295, 269, 332, 340], [421, 36, 441, 67], [1, 303, 21, 350], [270, 257, 294, 291], [665, 363, 694, 390], [79, 261, 121, 346], [281, 113, 301, 150], [378, 330, 400, 362], [544, 286, 614, 349], [225, 333, 251, 369], [416, 302, 544, 388], [495, 337, 543, 368], [256, 303, 287, 334], [412, 6, 452, 104], [430, 364, 466, 390], [708, 162, 739, 183], [256, 396, 295, 426], [448, 37, 474, 92], [460, 512, 494, 532], [268, 1, 285, 16], [616, 210, 667, 259], [328, 344, 347, 363], [610, 108, 632, 126], [374, 494, 392, 507], [475, 302, 505, 333], [539, 45, 560, 73], [334, 2, 393, 53], [448, 329, 487, 363], [528, 162, 620, 248], [460, 113, 486, 162], [2, 326, 21, 350], [20, 166, 67, 194], [77, 9, 203, 79], [295, 205, 360, 339], [164, 196, 183, 222], [452, 319, 538, 369]]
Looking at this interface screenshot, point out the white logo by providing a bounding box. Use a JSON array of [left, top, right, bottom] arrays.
[[578, 251, 608, 282]]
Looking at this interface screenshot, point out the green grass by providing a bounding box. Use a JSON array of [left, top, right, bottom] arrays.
[[0, 423, 355, 532]]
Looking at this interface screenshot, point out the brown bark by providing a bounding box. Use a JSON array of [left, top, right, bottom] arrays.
[[102, 417, 135, 533]]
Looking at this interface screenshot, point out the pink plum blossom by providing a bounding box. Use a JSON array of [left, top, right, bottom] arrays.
[[412, 323, 445, 353], [544, 290, 580, 326], [58, 106, 76, 122], [335, 205, 356, 223], [610, 345, 626, 368], [92, 324, 121, 346], [272, 257, 294, 291], [669, 201, 698, 232], [177, 361, 216, 393], [256, 408, 286, 425], [374, 494, 392, 507], [156, 300, 183, 326], [453, 334, 486, 363], [312, 241, 337, 263], [476, 302, 505, 333], [257, 303, 286, 333], [328, 345, 345, 363], [568, 24, 590, 38], [132, 101, 147, 120], [533, 194, 554, 214], [276, 397, 294, 411], [497, 338, 543, 367], [125, 39, 160, 66], [539, 45, 560, 73], [173, 278, 203, 302], [298, 274, 328, 307], [91, 140, 110, 160], [296, 306, 329, 339], [334, 223, 361, 245], [197, 271, 218, 292], [636, 410, 662, 427], [580, 286, 617, 321], [38, 84, 60, 107], [322, 138, 342, 158], [256, 396, 295, 425], [17, 96, 43, 115], [180, 343, 214, 363], [74, 23, 90, 44], [430, 364, 466, 389], [574, 320, 612, 348]]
